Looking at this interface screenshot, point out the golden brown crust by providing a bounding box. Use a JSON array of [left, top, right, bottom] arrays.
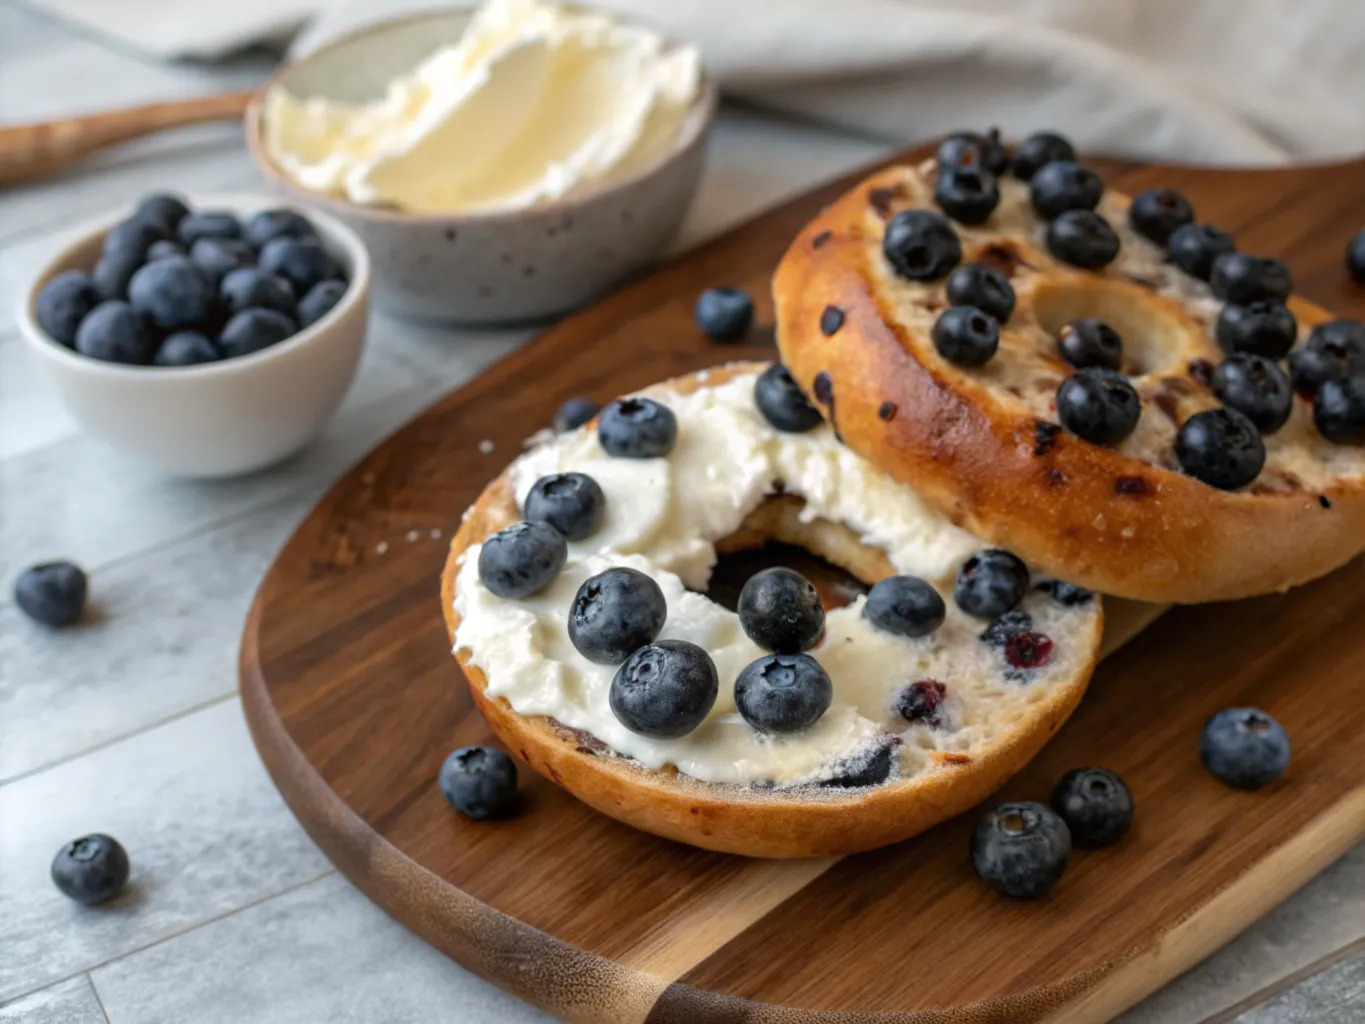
[[773, 165, 1365, 604], [441, 363, 1102, 859]]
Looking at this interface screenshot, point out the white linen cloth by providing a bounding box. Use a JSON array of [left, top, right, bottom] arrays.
[[28, 0, 1365, 165]]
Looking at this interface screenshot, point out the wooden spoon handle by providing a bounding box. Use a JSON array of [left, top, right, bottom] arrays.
[[0, 90, 255, 188]]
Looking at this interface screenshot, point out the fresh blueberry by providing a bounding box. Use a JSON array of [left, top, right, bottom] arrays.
[[35, 270, 101, 346], [932, 305, 999, 366], [934, 166, 999, 225], [1168, 223, 1236, 280], [1290, 320, 1365, 395], [1211, 253, 1293, 304], [1057, 368, 1141, 445], [190, 237, 256, 286], [1212, 354, 1292, 433], [754, 363, 823, 432], [738, 567, 825, 653], [971, 802, 1070, 899], [145, 239, 184, 261], [14, 561, 87, 627], [135, 192, 189, 231], [1046, 209, 1120, 269], [51, 834, 130, 905], [128, 256, 215, 331], [476, 521, 567, 599], [1057, 318, 1122, 370], [896, 680, 946, 727], [1037, 580, 1094, 606], [945, 263, 1015, 323], [979, 609, 1034, 647], [862, 575, 945, 638], [1010, 131, 1076, 181], [74, 301, 155, 364], [882, 209, 962, 281], [1128, 187, 1195, 245], [1348, 229, 1365, 284], [1200, 708, 1290, 790], [955, 549, 1029, 620], [936, 130, 1008, 175], [1216, 301, 1298, 359], [552, 396, 598, 432], [244, 208, 319, 249], [1050, 768, 1133, 847], [103, 216, 169, 258], [92, 250, 142, 300], [1175, 408, 1266, 490], [524, 472, 604, 541], [610, 640, 718, 738], [438, 746, 517, 819], [734, 652, 833, 733], [598, 397, 677, 458], [153, 331, 221, 367], [296, 279, 348, 328], [218, 308, 298, 359], [1028, 161, 1103, 220], [259, 236, 334, 294], [1314, 375, 1365, 443], [178, 210, 241, 246], [568, 567, 666, 663], [221, 267, 295, 317], [694, 286, 753, 341]]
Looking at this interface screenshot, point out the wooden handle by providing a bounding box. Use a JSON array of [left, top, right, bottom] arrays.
[[0, 90, 255, 188]]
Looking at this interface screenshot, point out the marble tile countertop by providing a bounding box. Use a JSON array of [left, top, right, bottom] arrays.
[[1, 3, 1361, 1022]]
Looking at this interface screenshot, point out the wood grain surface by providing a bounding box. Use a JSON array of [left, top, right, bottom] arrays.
[[239, 147, 1365, 1023]]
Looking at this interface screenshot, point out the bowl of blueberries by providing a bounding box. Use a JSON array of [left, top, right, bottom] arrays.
[[18, 192, 371, 477]]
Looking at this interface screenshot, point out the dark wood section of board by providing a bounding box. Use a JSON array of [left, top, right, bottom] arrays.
[[241, 146, 1365, 1024]]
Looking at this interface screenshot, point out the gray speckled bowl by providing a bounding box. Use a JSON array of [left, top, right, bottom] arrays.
[[245, 9, 716, 324]]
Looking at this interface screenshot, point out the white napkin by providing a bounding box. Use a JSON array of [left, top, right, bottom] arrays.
[[32, 0, 1365, 165]]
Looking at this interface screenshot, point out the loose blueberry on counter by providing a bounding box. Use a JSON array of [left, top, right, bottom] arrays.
[[1028, 161, 1103, 220], [1349, 229, 1365, 284], [297, 279, 348, 328], [1046, 209, 1120, 270], [552, 395, 598, 433], [1010, 131, 1076, 181], [694, 286, 753, 342], [1057, 368, 1141, 445], [145, 239, 184, 261], [1057, 318, 1122, 371], [221, 267, 295, 317], [1216, 301, 1298, 359], [1128, 187, 1195, 246], [936, 129, 1008, 175], [568, 567, 666, 663], [1313, 375, 1365, 442], [244, 208, 319, 249], [36, 270, 101, 346], [1175, 408, 1266, 490], [259, 236, 334, 294], [128, 256, 215, 331], [75, 301, 155, 364], [178, 210, 241, 246], [92, 250, 142, 300], [971, 802, 1071, 899], [896, 680, 947, 727], [191, 237, 256, 285], [1212, 354, 1292, 433], [598, 397, 678, 458], [438, 746, 518, 819], [754, 363, 823, 432], [945, 263, 1015, 323], [734, 652, 833, 733], [135, 192, 190, 233], [104, 217, 169, 259], [1290, 320, 1365, 395], [883, 209, 962, 281], [476, 520, 567, 599], [51, 834, 130, 905], [218, 308, 298, 359], [14, 561, 87, 627], [738, 567, 825, 653], [934, 166, 999, 225], [1037, 580, 1094, 605], [1200, 708, 1290, 790], [1210, 253, 1293, 305], [154, 331, 221, 367], [863, 575, 945, 638], [932, 305, 999, 367], [611, 639, 719, 739], [1051, 768, 1133, 847], [1167, 222, 1235, 280], [524, 472, 605, 541], [955, 549, 1029, 620]]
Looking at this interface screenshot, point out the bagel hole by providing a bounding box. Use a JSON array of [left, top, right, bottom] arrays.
[[1030, 277, 1190, 377], [706, 543, 867, 613]]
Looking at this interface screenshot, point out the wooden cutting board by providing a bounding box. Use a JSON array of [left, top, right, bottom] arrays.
[[239, 147, 1365, 1024]]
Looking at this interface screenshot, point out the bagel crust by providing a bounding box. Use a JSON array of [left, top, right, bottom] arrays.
[[773, 161, 1365, 604]]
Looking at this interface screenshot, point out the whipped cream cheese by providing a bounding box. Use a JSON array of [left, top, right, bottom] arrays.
[[452, 370, 1101, 788], [264, 0, 701, 213]]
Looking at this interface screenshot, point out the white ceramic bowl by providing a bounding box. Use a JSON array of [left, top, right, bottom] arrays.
[[18, 193, 371, 478]]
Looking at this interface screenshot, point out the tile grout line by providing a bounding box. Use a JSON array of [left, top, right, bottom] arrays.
[[84, 973, 113, 1024], [1196, 932, 1365, 1024]]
